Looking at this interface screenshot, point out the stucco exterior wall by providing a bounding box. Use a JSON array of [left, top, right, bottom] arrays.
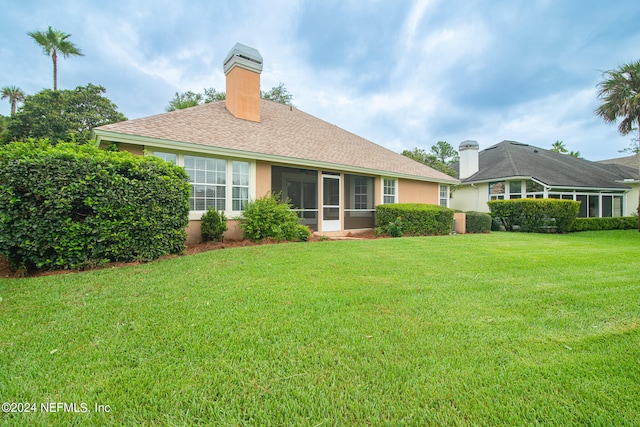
[[451, 183, 490, 213], [397, 179, 439, 204], [626, 184, 639, 216], [255, 161, 272, 198]]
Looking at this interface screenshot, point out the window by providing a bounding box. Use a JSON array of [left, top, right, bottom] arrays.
[[232, 161, 250, 211], [152, 151, 250, 214], [509, 181, 522, 199], [525, 180, 544, 198], [439, 185, 449, 207], [489, 181, 505, 200], [354, 177, 370, 210], [383, 178, 397, 204], [153, 152, 177, 164]]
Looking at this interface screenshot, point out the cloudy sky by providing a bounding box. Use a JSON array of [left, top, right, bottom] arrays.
[[1, 0, 639, 160]]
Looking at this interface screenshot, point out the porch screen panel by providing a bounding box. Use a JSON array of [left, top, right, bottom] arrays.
[[271, 166, 318, 231], [344, 174, 375, 230]]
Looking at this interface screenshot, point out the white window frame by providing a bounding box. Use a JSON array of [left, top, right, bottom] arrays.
[[150, 150, 254, 220], [439, 184, 449, 207], [347, 175, 375, 217], [382, 178, 397, 204]]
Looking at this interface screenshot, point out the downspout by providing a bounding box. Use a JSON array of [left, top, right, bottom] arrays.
[[471, 183, 479, 211]]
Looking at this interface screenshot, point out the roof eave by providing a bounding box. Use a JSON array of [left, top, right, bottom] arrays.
[[93, 129, 459, 185]]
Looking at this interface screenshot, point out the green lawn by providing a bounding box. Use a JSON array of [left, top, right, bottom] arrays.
[[1, 231, 639, 426]]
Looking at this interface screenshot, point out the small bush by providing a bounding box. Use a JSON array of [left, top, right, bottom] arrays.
[[571, 216, 638, 232], [381, 216, 403, 237], [201, 209, 227, 242], [488, 199, 580, 233], [240, 193, 310, 242], [376, 204, 453, 236], [465, 211, 492, 233], [0, 140, 190, 271]]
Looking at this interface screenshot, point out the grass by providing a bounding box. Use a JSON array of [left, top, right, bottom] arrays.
[[1, 230, 639, 426]]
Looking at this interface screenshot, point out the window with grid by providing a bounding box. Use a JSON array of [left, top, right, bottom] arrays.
[[232, 161, 250, 211], [383, 178, 397, 204], [184, 155, 226, 211], [153, 152, 177, 164], [439, 184, 448, 207]]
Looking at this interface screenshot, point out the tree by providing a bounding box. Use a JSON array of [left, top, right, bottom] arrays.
[[402, 146, 457, 177], [166, 83, 294, 110], [430, 141, 459, 165], [203, 88, 226, 103], [551, 140, 581, 158], [3, 84, 126, 144], [1, 86, 26, 115], [28, 26, 84, 91], [261, 82, 294, 107], [166, 91, 203, 112], [551, 140, 567, 153], [595, 59, 640, 228]]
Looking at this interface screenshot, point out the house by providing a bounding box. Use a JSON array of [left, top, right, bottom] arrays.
[[598, 153, 640, 216], [450, 140, 639, 217], [93, 43, 459, 243]]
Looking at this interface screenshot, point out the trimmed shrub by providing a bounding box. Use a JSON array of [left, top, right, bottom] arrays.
[[571, 216, 638, 232], [465, 211, 492, 233], [0, 140, 190, 271], [488, 199, 579, 233], [240, 193, 310, 242], [376, 204, 454, 236], [201, 209, 228, 242]]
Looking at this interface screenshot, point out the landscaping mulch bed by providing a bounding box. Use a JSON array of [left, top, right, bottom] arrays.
[[0, 230, 377, 278]]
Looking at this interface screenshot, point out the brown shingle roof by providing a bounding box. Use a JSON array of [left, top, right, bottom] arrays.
[[94, 100, 457, 183]]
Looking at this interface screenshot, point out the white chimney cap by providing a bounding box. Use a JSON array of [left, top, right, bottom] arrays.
[[459, 140, 479, 151], [223, 43, 263, 75]]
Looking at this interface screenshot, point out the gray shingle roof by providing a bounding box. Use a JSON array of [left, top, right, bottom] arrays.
[[453, 140, 635, 189], [94, 100, 457, 183], [598, 153, 639, 171]]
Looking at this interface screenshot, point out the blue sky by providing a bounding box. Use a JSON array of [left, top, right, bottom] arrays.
[[1, 0, 639, 160]]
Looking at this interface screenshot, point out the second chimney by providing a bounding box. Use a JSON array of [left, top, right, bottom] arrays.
[[458, 140, 479, 179], [223, 43, 263, 122]]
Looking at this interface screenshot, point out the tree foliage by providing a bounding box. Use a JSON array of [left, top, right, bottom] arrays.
[[166, 83, 294, 111], [402, 141, 458, 177], [1, 86, 26, 115], [166, 91, 203, 112], [28, 26, 83, 91], [550, 140, 581, 158], [596, 59, 640, 227], [3, 84, 126, 144], [0, 140, 190, 271]]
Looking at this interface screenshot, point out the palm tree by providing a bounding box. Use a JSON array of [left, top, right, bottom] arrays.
[[550, 140, 568, 153], [596, 59, 640, 229], [1, 86, 26, 115], [28, 26, 83, 91]]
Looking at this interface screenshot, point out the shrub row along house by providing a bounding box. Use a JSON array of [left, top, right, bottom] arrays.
[[93, 43, 459, 243], [450, 140, 639, 218]]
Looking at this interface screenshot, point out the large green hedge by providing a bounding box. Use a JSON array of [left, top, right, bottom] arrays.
[[571, 216, 638, 232], [0, 141, 190, 271], [376, 203, 454, 236], [488, 199, 580, 233]]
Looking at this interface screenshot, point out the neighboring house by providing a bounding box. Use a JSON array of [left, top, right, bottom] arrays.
[[93, 43, 459, 243], [598, 153, 640, 216], [450, 140, 638, 218]]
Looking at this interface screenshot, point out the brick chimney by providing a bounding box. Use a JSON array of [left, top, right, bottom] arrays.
[[223, 43, 263, 122]]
